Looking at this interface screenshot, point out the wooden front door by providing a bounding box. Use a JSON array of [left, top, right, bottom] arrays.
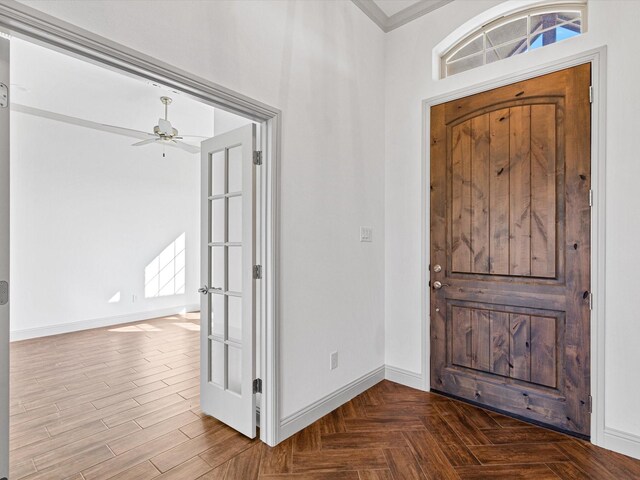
[[430, 64, 591, 436]]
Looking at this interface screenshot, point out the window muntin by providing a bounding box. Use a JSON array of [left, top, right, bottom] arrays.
[[442, 5, 585, 78]]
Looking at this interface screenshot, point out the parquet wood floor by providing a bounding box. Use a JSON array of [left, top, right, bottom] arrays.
[[9, 313, 640, 479]]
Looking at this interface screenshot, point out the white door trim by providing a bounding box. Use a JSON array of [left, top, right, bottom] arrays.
[[0, 0, 282, 446], [421, 46, 607, 446], [0, 33, 10, 480]]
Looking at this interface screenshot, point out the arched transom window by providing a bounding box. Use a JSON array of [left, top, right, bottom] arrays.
[[442, 4, 586, 78]]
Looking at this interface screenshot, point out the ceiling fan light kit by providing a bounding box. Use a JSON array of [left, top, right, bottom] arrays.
[[130, 96, 202, 155]]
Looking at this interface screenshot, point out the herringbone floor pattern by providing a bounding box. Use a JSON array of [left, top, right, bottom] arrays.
[[9, 314, 640, 479]]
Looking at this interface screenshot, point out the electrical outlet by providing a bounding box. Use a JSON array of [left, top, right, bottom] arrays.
[[330, 351, 338, 370], [360, 226, 372, 242]]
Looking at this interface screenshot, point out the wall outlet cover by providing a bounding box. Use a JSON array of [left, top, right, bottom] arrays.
[[360, 226, 373, 242]]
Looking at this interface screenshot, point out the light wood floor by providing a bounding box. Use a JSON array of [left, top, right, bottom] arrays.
[[9, 314, 640, 479]]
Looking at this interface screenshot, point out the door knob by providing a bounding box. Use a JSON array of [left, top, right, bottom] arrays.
[[433, 281, 450, 290], [198, 285, 209, 295], [433, 264, 442, 273]]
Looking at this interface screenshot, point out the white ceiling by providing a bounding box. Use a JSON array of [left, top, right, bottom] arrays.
[[10, 37, 216, 140], [373, 0, 422, 17]]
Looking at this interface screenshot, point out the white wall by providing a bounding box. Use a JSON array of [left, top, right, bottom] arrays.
[[384, 0, 640, 456], [9, 38, 212, 339], [17, 0, 387, 426]]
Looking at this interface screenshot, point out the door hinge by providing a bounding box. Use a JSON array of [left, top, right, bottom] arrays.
[[253, 265, 262, 280], [0, 280, 8, 306], [589, 85, 593, 104], [589, 189, 593, 207], [0, 82, 7, 108], [588, 292, 593, 310], [253, 151, 263, 165], [253, 378, 262, 394], [587, 395, 593, 413]]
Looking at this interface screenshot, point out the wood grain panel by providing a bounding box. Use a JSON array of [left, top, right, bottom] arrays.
[[530, 104, 557, 278], [471, 114, 491, 274], [451, 306, 472, 368], [509, 106, 532, 276], [488, 108, 511, 275], [490, 311, 510, 377], [471, 309, 491, 371], [509, 314, 531, 382], [451, 121, 473, 272], [530, 316, 557, 387]]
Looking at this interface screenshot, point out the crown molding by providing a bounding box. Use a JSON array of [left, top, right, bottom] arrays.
[[352, 0, 454, 33]]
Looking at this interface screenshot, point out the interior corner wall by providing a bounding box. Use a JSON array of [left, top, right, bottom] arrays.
[[384, 0, 640, 455], [9, 110, 202, 340], [16, 0, 387, 428]]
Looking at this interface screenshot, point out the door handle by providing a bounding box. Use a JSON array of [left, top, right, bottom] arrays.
[[433, 281, 450, 290], [198, 285, 209, 295]]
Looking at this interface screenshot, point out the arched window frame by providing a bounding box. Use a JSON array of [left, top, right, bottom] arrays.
[[441, 3, 587, 78]]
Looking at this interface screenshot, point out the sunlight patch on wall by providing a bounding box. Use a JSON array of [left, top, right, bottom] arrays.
[[108, 291, 121, 303], [145, 233, 186, 298]]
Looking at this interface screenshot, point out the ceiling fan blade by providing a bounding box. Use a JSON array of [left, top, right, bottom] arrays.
[[180, 134, 210, 139], [132, 138, 158, 147], [100, 123, 155, 140], [171, 140, 201, 154], [11, 103, 155, 141]]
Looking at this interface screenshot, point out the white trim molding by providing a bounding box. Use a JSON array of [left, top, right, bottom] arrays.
[[422, 47, 607, 449], [352, 0, 453, 33], [0, 0, 281, 447], [603, 428, 640, 460], [385, 365, 425, 390], [10, 304, 200, 341], [279, 366, 385, 441]]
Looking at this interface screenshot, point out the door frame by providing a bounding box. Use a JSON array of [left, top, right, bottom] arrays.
[[0, 1, 282, 446], [421, 47, 607, 446]]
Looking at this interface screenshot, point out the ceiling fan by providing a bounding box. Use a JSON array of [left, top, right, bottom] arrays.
[[114, 96, 204, 155]]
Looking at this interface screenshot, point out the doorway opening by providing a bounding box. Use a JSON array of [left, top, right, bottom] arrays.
[[0, 7, 280, 477]]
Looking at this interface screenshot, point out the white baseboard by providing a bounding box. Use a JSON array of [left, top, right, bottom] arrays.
[[10, 304, 200, 341], [279, 366, 385, 442], [603, 427, 640, 460], [385, 365, 425, 390]]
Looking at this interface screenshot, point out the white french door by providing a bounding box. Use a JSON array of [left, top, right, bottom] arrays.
[[0, 34, 9, 480], [200, 124, 258, 438]]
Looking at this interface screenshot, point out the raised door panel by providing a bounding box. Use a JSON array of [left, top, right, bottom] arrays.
[[448, 104, 558, 279]]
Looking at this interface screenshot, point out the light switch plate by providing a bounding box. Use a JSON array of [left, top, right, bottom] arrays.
[[330, 351, 338, 370], [360, 226, 372, 242]]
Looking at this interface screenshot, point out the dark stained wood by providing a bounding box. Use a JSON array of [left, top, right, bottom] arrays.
[[451, 121, 473, 272], [431, 64, 592, 436], [470, 308, 490, 372], [451, 306, 472, 368], [509, 313, 531, 381], [530, 104, 557, 278], [488, 108, 511, 275], [530, 315, 557, 387], [11, 318, 639, 479], [470, 114, 491, 274], [509, 105, 532, 276], [490, 311, 510, 377], [454, 464, 559, 479]]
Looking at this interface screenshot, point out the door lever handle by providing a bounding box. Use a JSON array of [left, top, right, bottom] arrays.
[[198, 285, 209, 295], [433, 281, 450, 290]]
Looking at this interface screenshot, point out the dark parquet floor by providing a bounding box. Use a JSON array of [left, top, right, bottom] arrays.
[[9, 314, 640, 479]]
